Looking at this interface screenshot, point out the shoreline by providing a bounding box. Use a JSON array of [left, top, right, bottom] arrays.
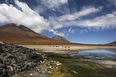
[[19, 44, 116, 54]]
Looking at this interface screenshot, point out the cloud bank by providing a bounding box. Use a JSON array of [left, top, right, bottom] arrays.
[[58, 6, 102, 21], [0, 0, 49, 33], [61, 11, 116, 29], [0, 0, 116, 37]]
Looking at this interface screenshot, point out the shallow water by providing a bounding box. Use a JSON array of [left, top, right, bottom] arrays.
[[69, 48, 116, 60]]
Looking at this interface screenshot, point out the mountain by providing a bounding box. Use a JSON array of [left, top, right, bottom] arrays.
[[52, 35, 70, 42], [107, 41, 116, 46], [0, 23, 99, 45], [0, 23, 51, 40], [0, 23, 76, 45]]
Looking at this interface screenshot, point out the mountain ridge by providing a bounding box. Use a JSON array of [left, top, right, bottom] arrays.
[[0, 23, 79, 45], [0, 23, 50, 40], [0, 23, 110, 46], [52, 35, 70, 42], [107, 41, 116, 46]]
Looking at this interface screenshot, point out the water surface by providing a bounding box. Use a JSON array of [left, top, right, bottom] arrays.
[[69, 48, 116, 60]]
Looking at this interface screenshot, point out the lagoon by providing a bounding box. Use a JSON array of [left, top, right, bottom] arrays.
[[69, 48, 116, 60]]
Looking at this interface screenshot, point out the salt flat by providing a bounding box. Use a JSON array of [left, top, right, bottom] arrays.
[[19, 45, 115, 54]]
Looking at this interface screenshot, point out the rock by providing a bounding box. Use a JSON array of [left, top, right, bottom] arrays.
[[71, 70, 78, 74], [0, 42, 44, 77], [0, 63, 4, 67], [47, 71, 52, 73], [0, 44, 3, 53], [44, 56, 50, 62]]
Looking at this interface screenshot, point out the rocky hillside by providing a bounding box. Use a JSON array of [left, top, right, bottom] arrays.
[[0, 42, 70, 77], [0, 42, 49, 77], [52, 35, 70, 42]]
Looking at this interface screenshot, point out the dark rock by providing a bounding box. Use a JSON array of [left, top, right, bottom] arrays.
[[0, 44, 3, 53], [0, 63, 4, 67], [28, 53, 43, 62], [0, 42, 44, 76]]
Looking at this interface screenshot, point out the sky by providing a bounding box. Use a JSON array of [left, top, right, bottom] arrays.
[[0, 0, 116, 44]]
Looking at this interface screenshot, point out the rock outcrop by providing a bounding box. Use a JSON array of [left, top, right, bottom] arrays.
[[0, 42, 44, 77]]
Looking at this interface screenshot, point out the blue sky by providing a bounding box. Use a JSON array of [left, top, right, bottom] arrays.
[[0, 0, 116, 44]]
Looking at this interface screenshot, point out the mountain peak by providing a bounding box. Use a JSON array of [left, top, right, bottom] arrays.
[[0, 23, 50, 41], [0, 23, 75, 45], [107, 41, 116, 46], [52, 35, 70, 42]]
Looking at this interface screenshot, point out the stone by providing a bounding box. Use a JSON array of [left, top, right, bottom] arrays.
[[48, 71, 51, 73], [0, 63, 4, 67], [0, 42, 44, 77]]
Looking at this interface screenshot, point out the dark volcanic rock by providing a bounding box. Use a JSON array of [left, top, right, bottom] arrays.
[[0, 42, 43, 77]]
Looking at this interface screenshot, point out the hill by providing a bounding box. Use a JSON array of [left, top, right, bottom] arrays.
[[0, 23, 51, 40], [52, 35, 70, 42]]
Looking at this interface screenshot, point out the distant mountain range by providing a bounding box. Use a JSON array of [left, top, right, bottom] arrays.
[[107, 41, 116, 46], [0, 23, 78, 45], [0, 23, 115, 46], [52, 35, 70, 42]]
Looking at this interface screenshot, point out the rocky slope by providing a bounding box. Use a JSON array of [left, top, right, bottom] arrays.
[[52, 35, 70, 42], [0, 42, 48, 77], [0, 42, 65, 77]]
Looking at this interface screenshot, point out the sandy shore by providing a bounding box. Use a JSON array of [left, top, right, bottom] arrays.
[[19, 45, 116, 54]]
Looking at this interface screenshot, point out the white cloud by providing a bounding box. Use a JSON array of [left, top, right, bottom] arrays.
[[77, 11, 116, 28], [80, 29, 88, 33], [35, 0, 69, 14], [58, 11, 116, 31], [0, 0, 66, 36], [0, 13, 8, 23], [36, 0, 68, 9], [51, 21, 63, 29], [68, 28, 75, 33], [49, 29, 65, 36], [0, 0, 49, 33], [58, 6, 102, 21], [107, 0, 116, 7], [65, 33, 69, 38], [53, 24, 63, 29], [0, 0, 116, 36], [47, 6, 103, 32]]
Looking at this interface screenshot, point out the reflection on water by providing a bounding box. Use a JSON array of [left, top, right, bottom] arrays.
[[69, 48, 116, 60]]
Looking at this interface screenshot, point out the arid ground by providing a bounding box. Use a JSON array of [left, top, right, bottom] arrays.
[[19, 44, 116, 54]]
